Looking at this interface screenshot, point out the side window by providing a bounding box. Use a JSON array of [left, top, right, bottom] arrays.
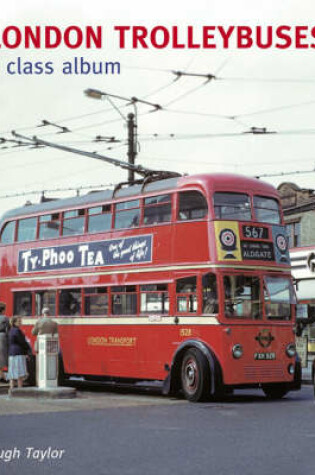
[[84, 288, 108, 316], [144, 194, 172, 225], [176, 276, 197, 313], [224, 275, 261, 319], [59, 289, 81, 316], [14, 292, 32, 316], [38, 213, 61, 240], [178, 191, 208, 221], [62, 209, 85, 236], [286, 221, 301, 248], [114, 200, 140, 229], [111, 286, 137, 315], [17, 217, 37, 242], [214, 193, 251, 221], [202, 273, 218, 314], [88, 205, 112, 233], [35, 291, 56, 316], [140, 284, 169, 314], [1, 221, 16, 244]]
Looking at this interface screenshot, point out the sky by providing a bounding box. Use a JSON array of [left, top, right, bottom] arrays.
[[1, 0, 315, 216]]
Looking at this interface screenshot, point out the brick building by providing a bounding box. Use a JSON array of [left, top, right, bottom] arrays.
[[278, 182, 315, 371], [277, 182, 315, 248]]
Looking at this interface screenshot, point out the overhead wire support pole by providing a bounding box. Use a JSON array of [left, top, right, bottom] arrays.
[[84, 88, 162, 184], [127, 112, 137, 183]]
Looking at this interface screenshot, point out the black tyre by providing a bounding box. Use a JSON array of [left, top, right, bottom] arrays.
[[58, 352, 65, 386], [181, 348, 210, 402], [262, 384, 288, 399]]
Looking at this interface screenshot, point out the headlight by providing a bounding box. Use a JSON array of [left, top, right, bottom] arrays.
[[232, 344, 243, 359], [288, 364, 295, 375], [286, 343, 296, 358]]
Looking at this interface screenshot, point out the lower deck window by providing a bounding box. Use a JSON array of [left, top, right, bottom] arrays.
[[176, 276, 197, 313], [14, 292, 32, 316], [140, 284, 169, 314], [84, 288, 108, 316], [35, 291, 56, 316], [202, 273, 218, 314], [111, 286, 137, 315], [59, 289, 81, 316]]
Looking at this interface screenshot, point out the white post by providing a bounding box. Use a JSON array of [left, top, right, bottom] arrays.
[[37, 335, 59, 389]]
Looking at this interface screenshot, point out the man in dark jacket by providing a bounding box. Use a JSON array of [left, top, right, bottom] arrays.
[[0, 302, 9, 382], [32, 307, 58, 338]]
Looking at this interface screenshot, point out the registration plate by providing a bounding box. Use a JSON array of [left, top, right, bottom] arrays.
[[254, 352, 276, 360]]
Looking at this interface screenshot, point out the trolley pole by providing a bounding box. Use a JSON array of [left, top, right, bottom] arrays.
[[127, 113, 137, 184]]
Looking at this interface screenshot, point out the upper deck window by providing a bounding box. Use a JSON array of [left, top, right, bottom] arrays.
[[214, 192, 251, 221], [254, 196, 281, 224], [39, 213, 61, 240], [62, 209, 85, 236], [144, 194, 172, 225], [17, 217, 37, 242], [114, 200, 140, 229], [1, 221, 15, 244], [178, 191, 208, 221], [88, 205, 112, 234]]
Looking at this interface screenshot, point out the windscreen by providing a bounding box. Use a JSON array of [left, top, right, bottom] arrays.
[[214, 192, 251, 221], [264, 276, 296, 320]]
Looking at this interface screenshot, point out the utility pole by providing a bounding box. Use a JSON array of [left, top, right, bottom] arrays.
[[127, 113, 137, 184]]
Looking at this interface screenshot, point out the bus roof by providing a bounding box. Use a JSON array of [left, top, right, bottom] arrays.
[[0, 173, 278, 223]]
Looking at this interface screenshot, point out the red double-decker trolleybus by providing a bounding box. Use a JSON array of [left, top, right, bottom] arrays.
[[0, 173, 301, 401]]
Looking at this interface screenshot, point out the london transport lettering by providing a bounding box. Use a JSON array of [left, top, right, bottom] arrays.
[[18, 235, 152, 273]]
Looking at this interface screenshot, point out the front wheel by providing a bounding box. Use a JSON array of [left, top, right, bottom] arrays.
[[181, 348, 210, 402], [262, 384, 288, 399]]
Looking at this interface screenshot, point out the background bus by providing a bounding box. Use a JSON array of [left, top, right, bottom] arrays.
[[0, 173, 301, 401]]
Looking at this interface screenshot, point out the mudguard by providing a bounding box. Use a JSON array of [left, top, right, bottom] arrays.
[[163, 339, 222, 397]]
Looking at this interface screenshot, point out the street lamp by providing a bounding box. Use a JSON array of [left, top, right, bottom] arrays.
[[84, 88, 137, 184]]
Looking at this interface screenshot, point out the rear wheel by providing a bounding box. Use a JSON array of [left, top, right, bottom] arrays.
[[262, 384, 288, 399], [181, 348, 210, 402]]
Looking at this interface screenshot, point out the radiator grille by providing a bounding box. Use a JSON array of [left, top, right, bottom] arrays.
[[244, 365, 285, 381]]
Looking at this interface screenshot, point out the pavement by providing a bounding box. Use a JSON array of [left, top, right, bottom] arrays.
[[0, 364, 311, 415], [0, 381, 186, 415]]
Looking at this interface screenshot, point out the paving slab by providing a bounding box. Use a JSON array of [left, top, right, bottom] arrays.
[[9, 386, 77, 399]]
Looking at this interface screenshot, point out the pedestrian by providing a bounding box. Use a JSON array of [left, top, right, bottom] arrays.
[[0, 302, 9, 382], [32, 307, 59, 385], [32, 306, 58, 339], [7, 316, 31, 390]]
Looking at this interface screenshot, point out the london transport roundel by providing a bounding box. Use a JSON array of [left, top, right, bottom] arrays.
[[219, 228, 237, 250], [276, 234, 287, 253]]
